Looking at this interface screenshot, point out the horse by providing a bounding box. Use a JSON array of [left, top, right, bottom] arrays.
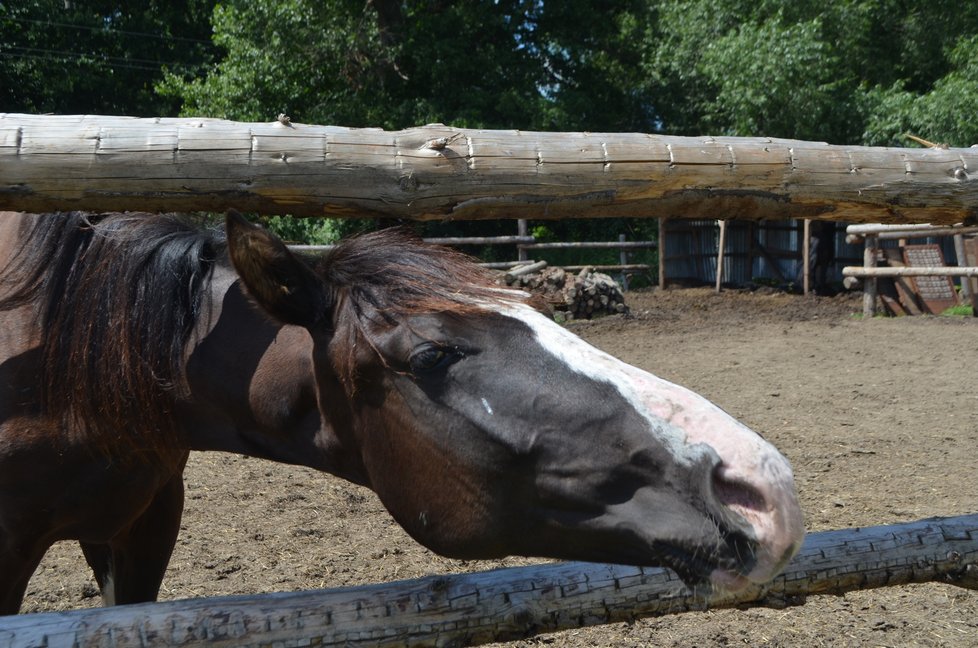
[[0, 211, 804, 615]]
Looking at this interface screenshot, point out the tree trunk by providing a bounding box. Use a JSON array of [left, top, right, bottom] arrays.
[[0, 515, 976, 648], [1, 114, 977, 224]]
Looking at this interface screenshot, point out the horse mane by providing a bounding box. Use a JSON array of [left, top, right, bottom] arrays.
[[0, 212, 226, 456], [315, 227, 523, 322], [0, 214, 528, 454], [310, 227, 532, 394]]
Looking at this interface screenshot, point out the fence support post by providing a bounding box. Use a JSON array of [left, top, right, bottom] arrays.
[[517, 219, 529, 262], [715, 219, 727, 293], [618, 234, 630, 291], [658, 218, 667, 289], [803, 219, 811, 295], [863, 234, 878, 317], [953, 233, 973, 304]]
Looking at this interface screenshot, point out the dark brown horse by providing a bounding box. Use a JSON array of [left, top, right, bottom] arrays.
[[0, 211, 804, 615]]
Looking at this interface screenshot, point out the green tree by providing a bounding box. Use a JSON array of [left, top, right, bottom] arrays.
[[863, 34, 978, 147], [159, 1, 661, 132], [1, 1, 217, 116], [158, 0, 661, 244], [9, 1, 978, 248], [637, 1, 978, 145], [160, 0, 555, 129]]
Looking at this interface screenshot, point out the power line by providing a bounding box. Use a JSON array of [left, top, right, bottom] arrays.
[[0, 51, 165, 72], [5, 45, 205, 70], [6, 15, 216, 46], [1, 48, 208, 73]]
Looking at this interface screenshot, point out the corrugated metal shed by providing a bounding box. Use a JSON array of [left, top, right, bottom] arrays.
[[662, 219, 959, 288]]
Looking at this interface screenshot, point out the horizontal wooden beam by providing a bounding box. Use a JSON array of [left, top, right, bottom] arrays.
[[423, 235, 536, 246], [520, 240, 656, 249], [561, 264, 652, 272], [844, 224, 978, 243], [2, 114, 978, 223], [1, 515, 976, 648], [845, 223, 963, 235], [843, 266, 978, 277]]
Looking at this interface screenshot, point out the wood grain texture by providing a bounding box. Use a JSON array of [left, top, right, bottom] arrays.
[[2, 114, 977, 223], [1, 515, 976, 647]]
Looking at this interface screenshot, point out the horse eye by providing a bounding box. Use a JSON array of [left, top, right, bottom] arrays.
[[409, 346, 458, 375]]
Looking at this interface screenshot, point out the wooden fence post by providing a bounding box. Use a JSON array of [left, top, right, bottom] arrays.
[[863, 234, 878, 317], [658, 218, 667, 289], [715, 219, 727, 293], [802, 218, 811, 295]]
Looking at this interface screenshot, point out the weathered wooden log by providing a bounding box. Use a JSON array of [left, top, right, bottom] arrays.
[[843, 266, 978, 277], [2, 113, 978, 223], [716, 219, 728, 293], [1, 515, 976, 648], [519, 241, 656, 249], [504, 260, 547, 281], [862, 235, 879, 317], [560, 264, 650, 272], [845, 224, 978, 243], [481, 260, 533, 270], [846, 223, 953, 235], [424, 235, 536, 246]]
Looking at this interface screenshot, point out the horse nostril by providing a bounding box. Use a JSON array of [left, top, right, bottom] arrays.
[[712, 465, 767, 514], [710, 465, 763, 578]]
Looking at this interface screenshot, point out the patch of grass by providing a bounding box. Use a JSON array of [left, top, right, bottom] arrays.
[[940, 304, 975, 317]]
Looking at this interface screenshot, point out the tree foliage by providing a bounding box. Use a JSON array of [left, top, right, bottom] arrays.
[[1, 0, 216, 116], [7, 2, 978, 143], [4, 1, 978, 250], [640, 0, 978, 146]]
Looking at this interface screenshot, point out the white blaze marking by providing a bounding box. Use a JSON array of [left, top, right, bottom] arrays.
[[491, 300, 805, 584], [493, 301, 691, 458], [481, 397, 494, 416], [493, 302, 785, 460]]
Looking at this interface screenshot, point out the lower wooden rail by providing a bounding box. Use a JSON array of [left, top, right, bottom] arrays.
[[2, 515, 976, 648], [843, 266, 978, 277]]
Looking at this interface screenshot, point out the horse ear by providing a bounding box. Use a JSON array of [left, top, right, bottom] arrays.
[[225, 210, 329, 327]]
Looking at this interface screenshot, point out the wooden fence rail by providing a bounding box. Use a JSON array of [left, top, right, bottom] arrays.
[[844, 223, 978, 316], [843, 266, 978, 277], [2, 515, 976, 648], [290, 228, 656, 284], [3, 113, 978, 224]]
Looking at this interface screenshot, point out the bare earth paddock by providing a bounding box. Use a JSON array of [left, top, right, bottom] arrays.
[[20, 287, 978, 647]]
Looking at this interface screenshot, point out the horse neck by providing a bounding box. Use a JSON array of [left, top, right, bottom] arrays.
[[181, 266, 368, 484]]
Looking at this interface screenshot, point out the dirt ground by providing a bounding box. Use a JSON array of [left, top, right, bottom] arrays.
[[19, 287, 978, 647]]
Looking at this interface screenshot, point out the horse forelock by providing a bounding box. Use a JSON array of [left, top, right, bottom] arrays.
[[318, 228, 527, 320], [0, 212, 226, 456], [313, 228, 532, 392]]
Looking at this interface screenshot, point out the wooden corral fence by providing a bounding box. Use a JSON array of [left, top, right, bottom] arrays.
[[3, 113, 978, 645], [294, 221, 657, 287], [6, 112, 974, 289], [1, 515, 976, 647], [842, 223, 978, 316]]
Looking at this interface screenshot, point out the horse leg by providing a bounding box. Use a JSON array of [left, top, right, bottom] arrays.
[[80, 471, 185, 606], [0, 540, 49, 615]]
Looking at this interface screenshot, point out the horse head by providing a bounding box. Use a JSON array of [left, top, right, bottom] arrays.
[[225, 212, 804, 592]]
